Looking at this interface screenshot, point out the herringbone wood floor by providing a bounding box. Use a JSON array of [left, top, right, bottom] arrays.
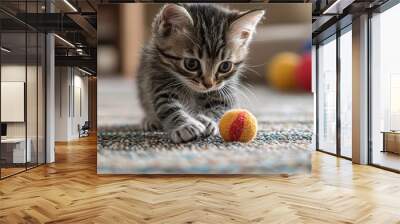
[[1, 135, 400, 224]]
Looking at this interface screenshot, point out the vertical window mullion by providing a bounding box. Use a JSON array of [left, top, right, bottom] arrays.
[[336, 27, 341, 157], [36, 0, 39, 167], [25, 0, 28, 171], [367, 11, 373, 165], [0, 24, 2, 179], [316, 44, 320, 151]]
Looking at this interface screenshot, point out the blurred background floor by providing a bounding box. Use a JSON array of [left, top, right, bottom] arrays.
[[97, 78, 314, 174], [98, 78, 314, 127]]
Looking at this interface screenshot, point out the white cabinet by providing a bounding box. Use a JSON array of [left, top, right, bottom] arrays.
[[1, 138, 32, 163]]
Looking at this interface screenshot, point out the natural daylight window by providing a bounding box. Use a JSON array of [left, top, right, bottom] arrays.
[[339, 28, 352, 158], [317, 36, 337, 155], [371, 2, 400, 171]]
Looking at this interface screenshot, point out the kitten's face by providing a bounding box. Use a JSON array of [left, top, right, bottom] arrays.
[[152, 4, 264, 93]]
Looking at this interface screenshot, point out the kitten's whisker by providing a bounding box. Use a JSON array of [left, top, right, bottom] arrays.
[[219, 86, 231, 107], [223, 89, 233, 107], [241, 84, 259, 104], [228, 81, 256, 107], [242, 66, 262, 78], [222, 86, 235, 108], [233, 87, 250, 107], [242, 86, 259, 108], [239, 82, 257, 97], [244, 62, 268, 68], [218, 87, 227, 105], [163, 82, 183, 93]]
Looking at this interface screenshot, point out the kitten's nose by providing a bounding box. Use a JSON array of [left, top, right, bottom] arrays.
[[203, 82, 213, 89], [202, 79, 213, 89]]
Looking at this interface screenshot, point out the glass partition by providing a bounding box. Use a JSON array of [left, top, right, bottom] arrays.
[[0, 1, 46, 179], [1, 31, 28, 177]]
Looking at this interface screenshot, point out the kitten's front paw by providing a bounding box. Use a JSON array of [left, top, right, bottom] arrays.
[[142, 117, 162, 131], [170, 120, 206, 143], [197, 115, 219, 137]]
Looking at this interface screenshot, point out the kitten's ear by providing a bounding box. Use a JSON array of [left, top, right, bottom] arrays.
[[227, 9, 265, 46], [157, 4, 193, 33]]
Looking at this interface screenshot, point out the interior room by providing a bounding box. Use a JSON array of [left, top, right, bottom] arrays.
[[1, 0, 400, 223], [0, 14, 46, 178], [0, 0, 97, 180], [313, 0, 400, 172]]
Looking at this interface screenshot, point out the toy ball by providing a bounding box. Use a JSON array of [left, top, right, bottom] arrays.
[[219, 109, 258, 143], [267, 52, 300, 91], [295, 53, 312, 92]]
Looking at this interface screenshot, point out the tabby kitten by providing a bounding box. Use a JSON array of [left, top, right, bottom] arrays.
[[137, 3, 264, 143]]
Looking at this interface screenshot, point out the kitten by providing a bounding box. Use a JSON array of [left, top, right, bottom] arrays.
[[137, 3, 264, 143]]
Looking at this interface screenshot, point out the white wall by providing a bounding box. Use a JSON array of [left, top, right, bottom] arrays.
[[1, 65, 26, 141], [55, 67, 89, 141], [71, 73, 89, 138], [1, 65, 35, 138], [1, 82, 25, 122], [55, 66, 70, 141], [1, 63, 46, 164]]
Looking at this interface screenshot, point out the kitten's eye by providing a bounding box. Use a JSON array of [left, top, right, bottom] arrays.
[[218, 61, 233, 73], [183, 58, 200, 71]]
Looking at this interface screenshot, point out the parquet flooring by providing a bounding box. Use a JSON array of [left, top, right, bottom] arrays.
[[1, 135, 400, 223]]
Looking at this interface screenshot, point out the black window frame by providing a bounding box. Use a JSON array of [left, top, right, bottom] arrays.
[[0, 0, 47, 180], [314, 17, 353, 161]]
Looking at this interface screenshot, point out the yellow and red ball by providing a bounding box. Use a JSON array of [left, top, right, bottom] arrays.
[[266, 52, 300, 91], [295, 53, 312, 92], [266, 50, 312, 92], [219, 109, 258, 143]]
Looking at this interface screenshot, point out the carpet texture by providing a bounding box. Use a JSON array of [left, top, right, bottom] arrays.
[[97, 78, 314, 174]]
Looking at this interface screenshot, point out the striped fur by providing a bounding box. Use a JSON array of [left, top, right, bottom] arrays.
[[137, 4, 264, 143]]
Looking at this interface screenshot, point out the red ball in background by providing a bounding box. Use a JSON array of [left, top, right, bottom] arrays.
[[295, 53, 312, 92]]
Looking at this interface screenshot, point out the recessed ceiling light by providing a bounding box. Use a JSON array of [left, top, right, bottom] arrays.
[[63, 0, 78, 12], [54, 34, 75, 48], [1, 47, 11, 53], [78, 67, 92, 76], [323, 0, 354, 15]]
